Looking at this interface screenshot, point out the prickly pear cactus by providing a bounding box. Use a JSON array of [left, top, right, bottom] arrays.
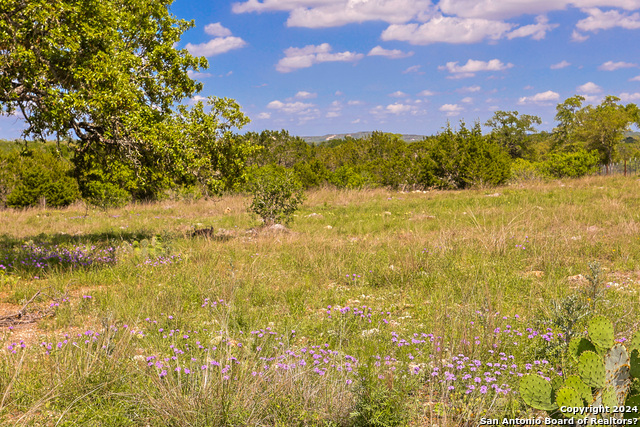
[[587, 315, 614, 349], [579, 350, 605, 388], [519, 374, 558, 411], [520, 316, 640, 421]]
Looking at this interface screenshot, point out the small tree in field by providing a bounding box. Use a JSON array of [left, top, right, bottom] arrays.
[[248, 166, 304, 226]]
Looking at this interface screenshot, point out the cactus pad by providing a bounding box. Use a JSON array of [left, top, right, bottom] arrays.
[[579, 350, 605, 388], [605, 344, 630, 405], [630, 349, 640, 378], [556, 387, 586, 419], [623, 394, 640, 419], [564, 375, 592, 403], [587, 315, 614, 349], [568, 337, 597, 363], [629, 330, 640, 352], [519, 374, 557, 411]]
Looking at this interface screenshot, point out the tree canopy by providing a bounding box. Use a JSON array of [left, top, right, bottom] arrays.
[[1, 0, 253, 194]]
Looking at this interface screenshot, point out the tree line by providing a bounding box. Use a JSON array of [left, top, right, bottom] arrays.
[[1, 0, 639, 208]]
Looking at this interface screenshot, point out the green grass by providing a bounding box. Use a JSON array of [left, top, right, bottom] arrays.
[[0, 176, 639, 425]]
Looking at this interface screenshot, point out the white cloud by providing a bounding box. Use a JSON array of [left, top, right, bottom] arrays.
[[438, 0, 640, 20], [439, 59, 513, 78], [185, 37, 247, 57], [418, 89, 435, 96], [389, 91, 409, 97], [267, 100, 318, 115], [256, 112, 272, 119], [368, 46, 414, 59], [381, 15, 513, 45], [599, 60, 637, 71], [439, 103, 463, 116], [576, 8, 640, 32], [204, 22, 233, 37], [386, 103, 414, 114], [518, 90, 560, 104], [335, 90, 344, 96], [630, 75, 640, 81], [232, 0, 434, 28], [326, 111, 341, 118], [275, 43, 364, 73], [403, 65, 423, 74], [294, 91, 317, 99], [457, 85, 482, 93], [347, 100, 365, 105], [187, 70, 214, 79], [577, 81, 602, 93], [506, 16, 558, 40], [551, 60, 571, 69], [571, 29, 590, 41], [619, 92, 640, 102], [461, 97, 473, 103]]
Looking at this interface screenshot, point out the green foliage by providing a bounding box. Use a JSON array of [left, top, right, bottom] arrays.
[[541, 149, 600, 178], [417, 122, 511, 189], [485, 110, 542, 159], [553, 96, 639, 167], [1, 1, 253, 200], [248, 166, 305, 226], [329, 165, 372, 189], [509, 158, 545, 183], [293, 159, 330, 189], [2, 149, 79, 208], [520, 316, 640, 421]]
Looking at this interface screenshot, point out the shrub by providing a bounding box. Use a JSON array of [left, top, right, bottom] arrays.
[[417, 122, 511, 189], [3, 149, 79, 208], [509, 158, 546, 183], [293, 159, 330, 189], [541, 149, 600, 178], [248, 165, 304, 226], [329, 165, 373, 189]]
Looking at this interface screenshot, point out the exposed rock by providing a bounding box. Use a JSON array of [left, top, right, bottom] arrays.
[[307, 213, 323, 219]]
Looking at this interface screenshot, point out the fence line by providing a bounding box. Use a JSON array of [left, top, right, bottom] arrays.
[[599, 158, 640, 176]]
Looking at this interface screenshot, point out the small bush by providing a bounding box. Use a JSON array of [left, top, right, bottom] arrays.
[[3, 149, 79, 208], [542, 149, 600, 178], [509, 158, 546, 183], [248, 165, 304, 226], [329, 165, 373, 189]]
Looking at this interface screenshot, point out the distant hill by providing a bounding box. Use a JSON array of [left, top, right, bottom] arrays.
[[301, 132, 427, 144]]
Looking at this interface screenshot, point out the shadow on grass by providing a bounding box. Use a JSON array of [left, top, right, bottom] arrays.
[[0, 230, 154, 275]]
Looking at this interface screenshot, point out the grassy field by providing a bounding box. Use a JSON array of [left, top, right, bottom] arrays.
[[0, 175, 639, 426]]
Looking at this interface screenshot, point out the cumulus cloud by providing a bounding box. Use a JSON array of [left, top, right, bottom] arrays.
[[439, 59, 513, 78], [550, 60, 571, 69], [438, 0, 640, 20], [619, 92, 640, 102], [368, 46, 414, 59], [187, 70, 213, 79], [571, 29, 590, 41], [204, 22, 233, 37], [386, 103, 415, 114], [576, 8, 640, 32], [506, 16, 558, 40], [418, 89, 436, 96], [294, 91, 317, 99], [457, 85, 482, 92], [577, 82, 602, 93], [276, 43, 364, 73], [439, 103, 463, 116], [381, 15, 513, 45], [389, 91, 410, 97], [403, 65, 423, 74], [461, 97, 473, 103], [267, 100, 318, 115], [599, 60, 637, 70], [185, 22, 247, 57], [347, 100, 365, 105], [256, 112, 271, 119], [232, 0, 434, 28], [630, 75, 640, 81], [518, 90, 560, 104]]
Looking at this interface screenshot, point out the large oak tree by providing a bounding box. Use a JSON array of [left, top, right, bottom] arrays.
[[1, 0, 253, 194]]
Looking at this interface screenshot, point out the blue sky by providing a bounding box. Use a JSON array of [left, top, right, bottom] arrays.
[[3, 0, 640, 139]]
